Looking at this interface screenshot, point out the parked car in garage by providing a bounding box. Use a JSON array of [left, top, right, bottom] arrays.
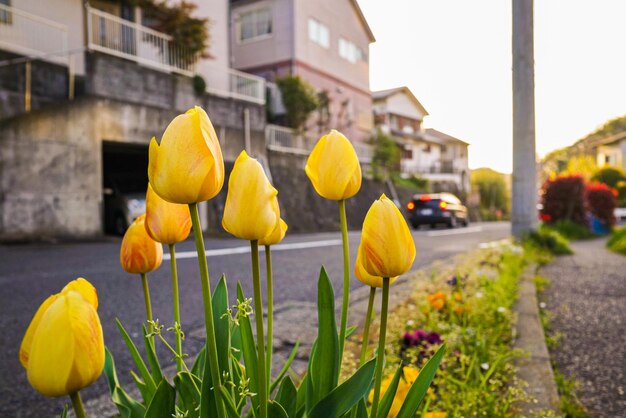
[[406, 193, 469, 229], [103, 176, 146, 235]]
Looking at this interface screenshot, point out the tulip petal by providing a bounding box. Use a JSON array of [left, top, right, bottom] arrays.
[[259, 217, 288, 246], [145, 183, 192, 244], [354, 249, 397, 288], [120, 214, 163, 274], [19, 293, 59, 369], [62, 277, 98, 309]]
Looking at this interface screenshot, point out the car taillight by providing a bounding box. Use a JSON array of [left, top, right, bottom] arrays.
[[419, 195, 431, 201], [407, 201, 415, 211], [439, 201, 447, 210]]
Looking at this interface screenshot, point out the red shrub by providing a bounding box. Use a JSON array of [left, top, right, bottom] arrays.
[[586, 182, 617, 226], [541, 175, 587, 226]]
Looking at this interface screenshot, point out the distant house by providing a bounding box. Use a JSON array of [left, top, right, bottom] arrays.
[[373, 86, 470, 194], [595, 132, 626, 171], [230, 0, 376, 144]]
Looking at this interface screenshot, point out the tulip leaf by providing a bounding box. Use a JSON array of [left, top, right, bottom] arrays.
[[308, 267, 340, 409], [129, 370, 152, 403], [395, 344, 446, 418], [219, 386, 241, 418], [191, 346, 206, 377], [269, 339, 300, 394], [144, 378, 176, 418], [376, 365, 404, 418], [275, 376, 297, 417], [355, 398, 368, 418], [174, 372, 202, 418], [59, 404, 68, 418], [142, 325, 163, 383], [308, 358, 376, 418], [346, 325, 358, 339], [104, 348, 146, 418], [268, 400, 290, 418], [236, 282, 259, 411], [115, 319, 156, 397], [213, 275, 232, 377]]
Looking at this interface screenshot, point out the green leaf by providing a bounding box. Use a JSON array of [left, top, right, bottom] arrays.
[[59, 404, 68, 418], [270, 340, 300, 394], [213, 275, 232, 374], [129, 370, 151, 402], [103, 348, 146, 418], [275, 376, 297, 417], [174, 372, 202, 418], [376, 366, 403, 418], [355, 398, 368, 418], [192, 346, 206, 377], [308, 358, 376, 418], [395, 344, 446, 418], [308, 267, 340, 408], [144, 378, 176, 418], [142, 325, 163, 383], [345, 325, 358, 339], [114, 320, 156, 397], [219, 386, 242, 418], [268, 400, 290, 418], [237, 282, 259, 411]]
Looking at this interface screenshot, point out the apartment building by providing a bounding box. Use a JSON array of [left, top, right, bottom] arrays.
[[373, 87, 470, 194], [0, 0, 266, 240], [230, 0, 375, 144]]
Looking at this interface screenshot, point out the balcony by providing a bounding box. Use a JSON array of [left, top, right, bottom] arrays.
[[401, 159, 462, 175], [86, 5, 265, 104], [0, 4, 69, 66]]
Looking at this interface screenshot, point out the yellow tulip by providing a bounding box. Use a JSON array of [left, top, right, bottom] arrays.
[[145, 183, 192, 244], [259, 217, 288, 246], [20, 279, 104, 397], [222, 151, 280, 241], [120, 214, 163, 274], [357, 194, 416, 278], [425, 413, 447, 418], [305, 129, 362, 200], [354, 250, 397, 288], [368, 366, 420, 418], [148, 106, 225, 204]]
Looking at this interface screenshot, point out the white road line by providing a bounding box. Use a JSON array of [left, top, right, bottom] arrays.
[[426, 226, 483, 237], [165, 239, 343, 260]]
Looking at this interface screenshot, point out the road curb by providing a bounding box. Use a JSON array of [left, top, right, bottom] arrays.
[[513, 263, 561, 415]]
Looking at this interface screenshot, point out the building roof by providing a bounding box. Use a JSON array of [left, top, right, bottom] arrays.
[[424, 128, 469, 146], [372, 86, 429, 116], [350, 0, 376, 43]]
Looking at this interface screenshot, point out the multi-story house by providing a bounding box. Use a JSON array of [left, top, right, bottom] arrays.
[[0, 0, 266, 240], [373, 86, 470, 194], [230, 0, 375, 145]]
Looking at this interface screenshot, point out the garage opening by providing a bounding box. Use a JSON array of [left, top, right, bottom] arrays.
[[102, 141, 149, 235]]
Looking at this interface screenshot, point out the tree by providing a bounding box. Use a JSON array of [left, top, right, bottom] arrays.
[[275, 75, 319, 132], [370, 130, 400, 181], [591, 167, 625, 188], [471, 168, 510, 220]]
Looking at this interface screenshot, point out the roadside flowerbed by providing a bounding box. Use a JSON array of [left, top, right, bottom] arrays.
[[344, 242, 533, 417]]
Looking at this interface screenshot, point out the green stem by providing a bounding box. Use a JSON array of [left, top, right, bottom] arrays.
[[370, 277, 390, 418], [189, 203, 227, 418], [69, 391, 86, 418], [359, 287, 377, 366], [169, 244, 183, 372], [338, 199, 350, 365], [265, 244, 273, 388], [251, 240, 268, 418]]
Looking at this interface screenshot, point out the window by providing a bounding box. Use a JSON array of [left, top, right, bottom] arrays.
[[0, 0, 12, 25], [338, 37, 366, 63], [423, 144, 431, 153], [403, 148, 413, 159], [308, 18, 329, 48], [239, 8, 272, 42]]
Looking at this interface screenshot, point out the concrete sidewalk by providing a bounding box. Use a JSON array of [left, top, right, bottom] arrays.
[[540, 238, 626, 417]]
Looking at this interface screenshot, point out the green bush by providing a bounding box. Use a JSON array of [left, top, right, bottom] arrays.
[[607, 227, 626, 256], [525, 227, 573, 255], [276, 75, 319, 131], [591, 167, 625, 188], [542, 220, 594, 240]]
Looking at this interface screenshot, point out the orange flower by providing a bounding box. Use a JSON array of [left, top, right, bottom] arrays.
[[145, 183, 192, 245], [453, 291, 463, 302], [120, 215, 163, 274], [427, 291, 447, 311]]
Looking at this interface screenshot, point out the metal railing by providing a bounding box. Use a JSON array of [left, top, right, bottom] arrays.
[[0, 4, 68, 66], [401, 160, 462, 175], [197, 60, 266, 104], [86, 5, 194, 75]]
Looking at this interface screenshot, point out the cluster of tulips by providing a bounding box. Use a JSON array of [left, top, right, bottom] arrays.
[[20, 106, 444, 418]]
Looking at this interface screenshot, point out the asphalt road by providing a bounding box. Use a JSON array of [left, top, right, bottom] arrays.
[[0, 221, 510, 417]]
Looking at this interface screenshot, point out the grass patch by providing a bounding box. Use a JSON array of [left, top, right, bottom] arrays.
[[344, 242, 535, 417], [542, 220, 595, 241], [524, 227, 573, 256], [607, 226, 626, 255]]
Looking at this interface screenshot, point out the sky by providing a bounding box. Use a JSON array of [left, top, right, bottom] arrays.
[[358, 0, 626, 173]]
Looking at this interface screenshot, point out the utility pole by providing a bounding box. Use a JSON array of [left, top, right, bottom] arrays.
[[512, 0, 538, 237]]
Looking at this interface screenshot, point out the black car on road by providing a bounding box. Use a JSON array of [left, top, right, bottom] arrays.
[[406, 193, 469, 229]]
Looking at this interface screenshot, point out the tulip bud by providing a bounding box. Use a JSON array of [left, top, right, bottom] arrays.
[[120, 214, 163, 274], [357, 194, 416, 278], [148, 106, 225, 204], [259, 217, 288, 246], [305, 130, 362, 200], [20, 279, 104, 397], [145, 183, 192, 244], [354, 250, 397, 288], [222, 151, 280, 241]]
